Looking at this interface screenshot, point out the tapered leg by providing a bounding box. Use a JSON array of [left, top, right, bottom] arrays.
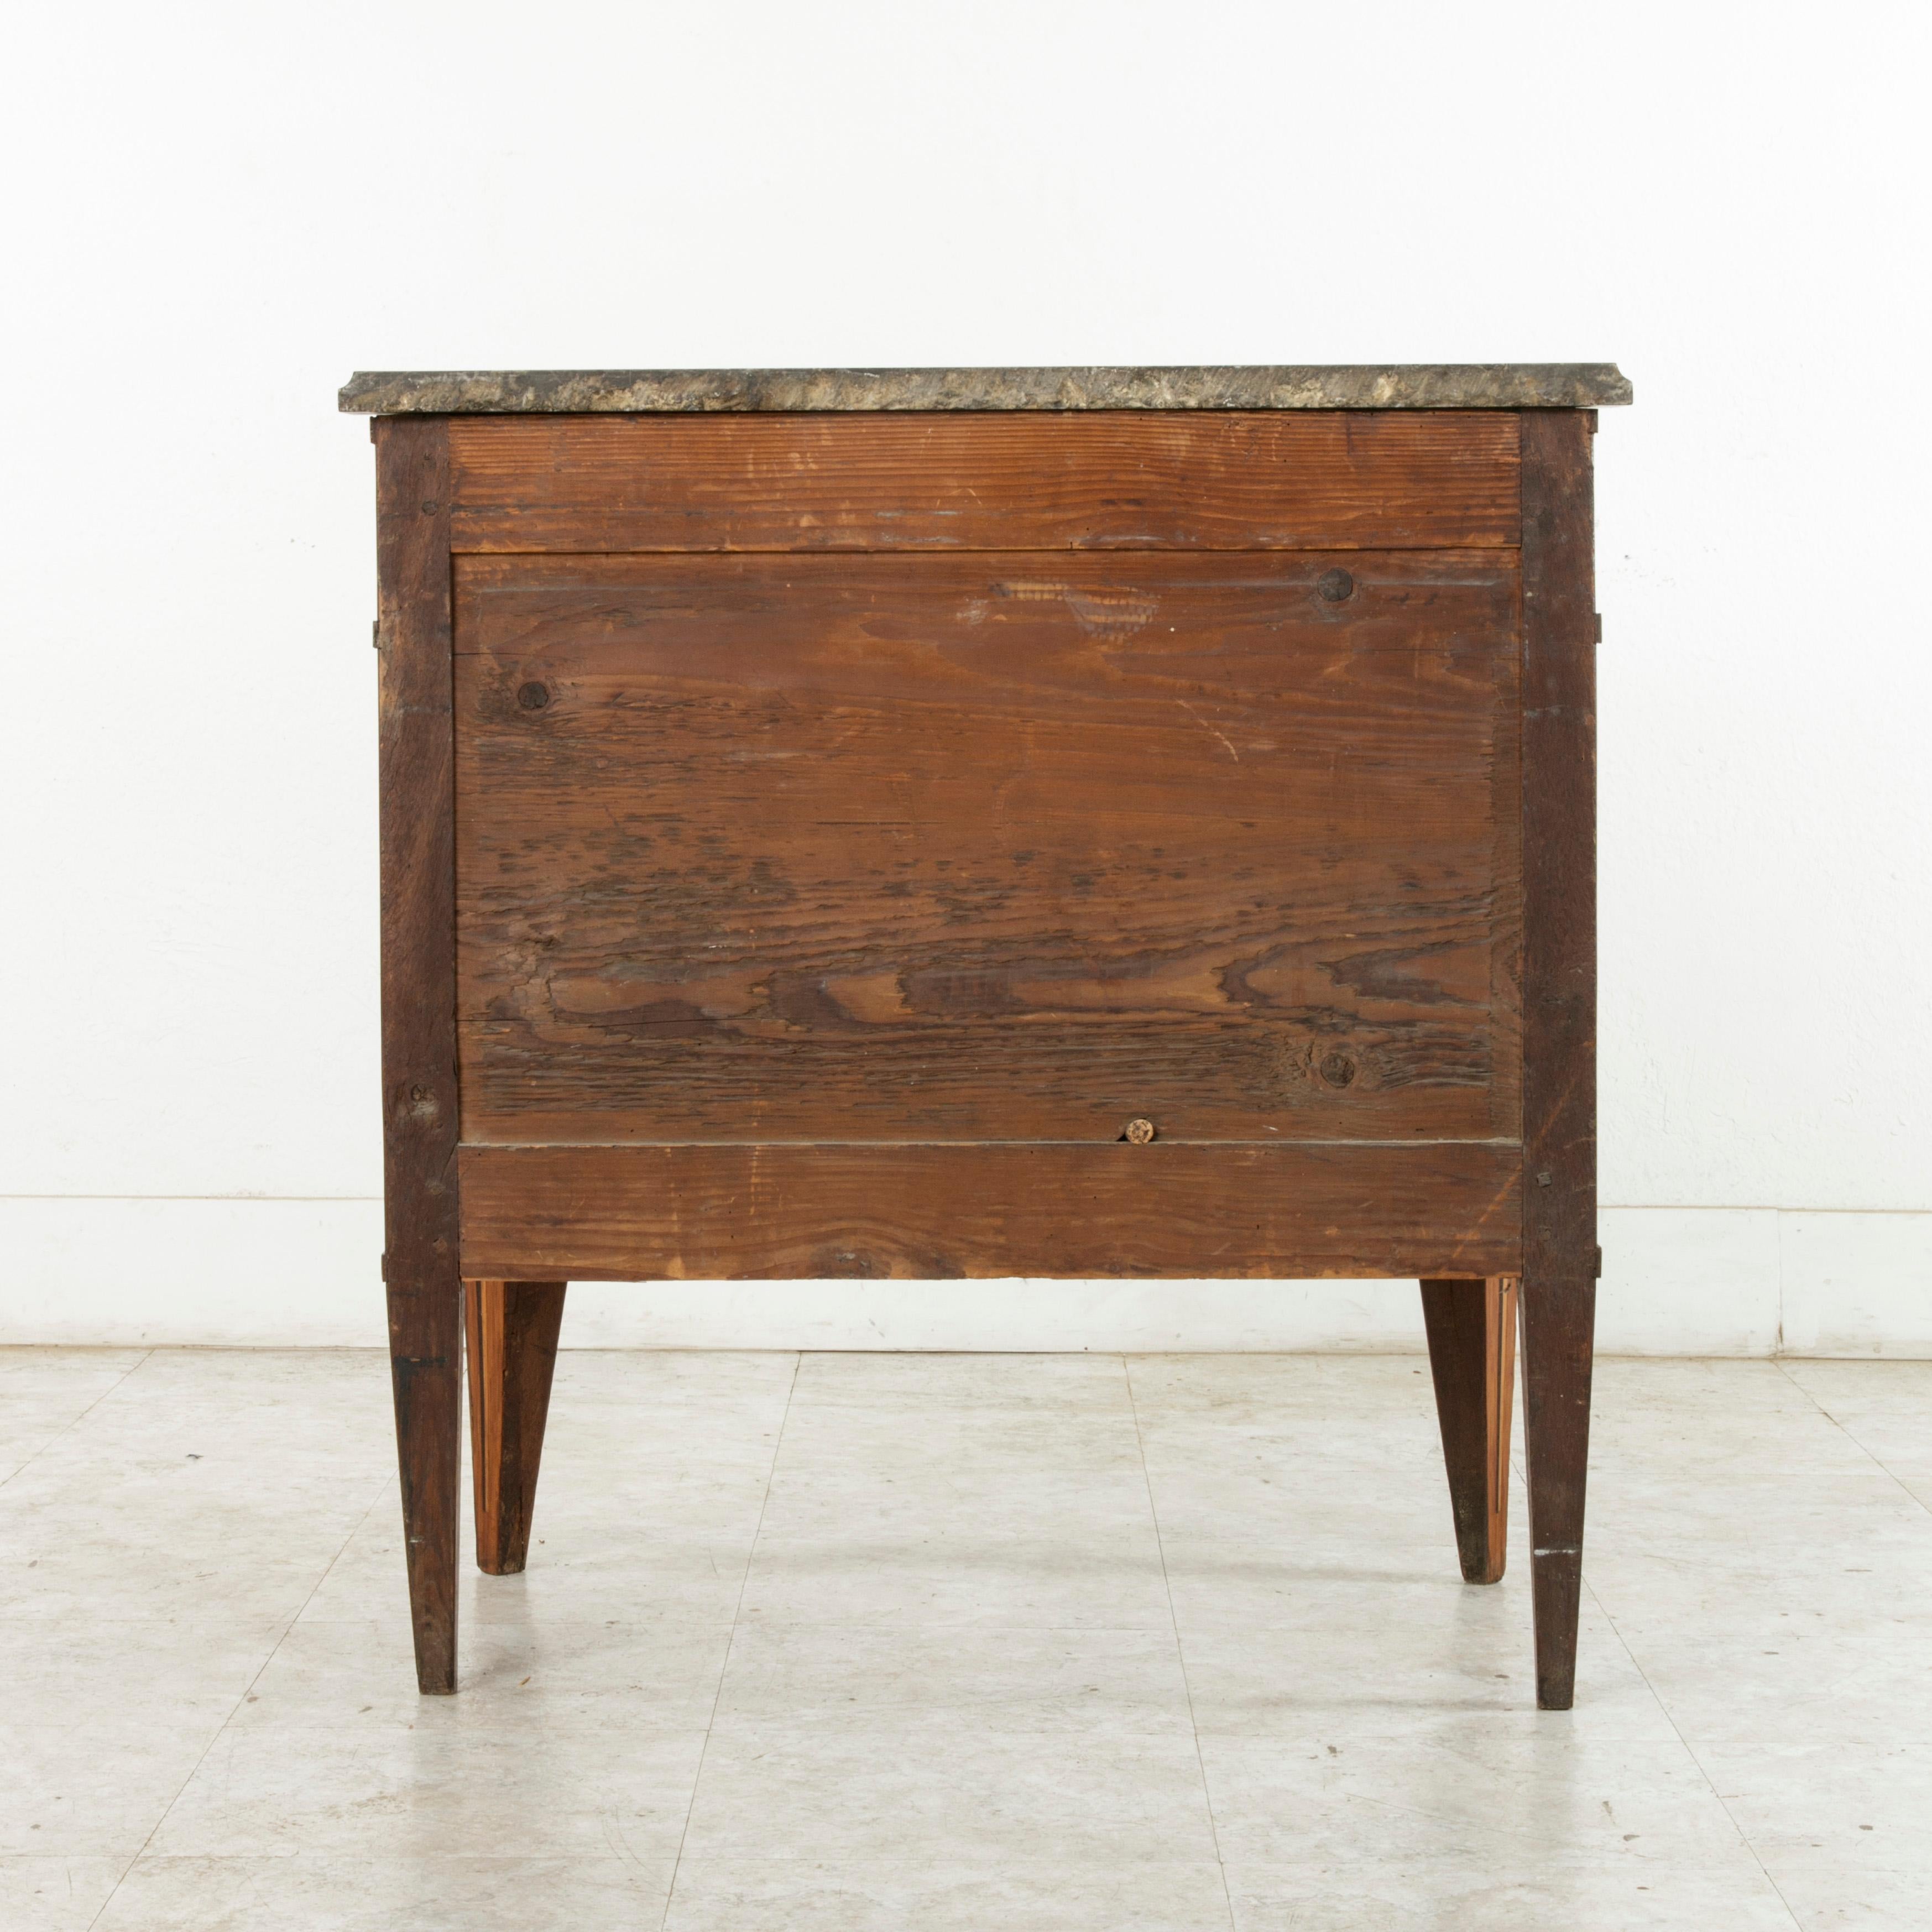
[[464, 1280, 568, 1575], [375, 415, 462, 1691], [387, 1278, 462, 1694], [1520, 1273, 1596, 1708], [1421, 1276, 1517, 1585], [1517, 410, 1599, 1707]]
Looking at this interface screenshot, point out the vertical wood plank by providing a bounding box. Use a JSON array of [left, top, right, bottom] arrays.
[[1420, 1275, 1518, 1585], [376, 415, 462, 1695], [1517, 409, 1599, 1710], [464, 1279, 568, 1575]]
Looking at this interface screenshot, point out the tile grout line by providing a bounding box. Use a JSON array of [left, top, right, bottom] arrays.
[[81, 1465, 395, 1930], [1770, 1357, 1932, 1518], [1122, 1355, 1239, 1932], [659, 1349, 802, 1931], [1583, 1571, 1806, 1931], [0, 1348, 154, 1496]]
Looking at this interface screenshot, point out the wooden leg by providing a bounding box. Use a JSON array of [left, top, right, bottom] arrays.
[[464, 1280, 568, 1575], [376, 414, 463, 1691], [1420, 1275, 1517, 1585], [1516, 408, 1599, 1709], [387, 1276, 462, 1694], [1520, 1273, 1596, 1708]]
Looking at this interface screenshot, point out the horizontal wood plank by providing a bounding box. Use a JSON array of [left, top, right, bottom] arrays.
[[457, 1141, 1523, 1280], [447, 411, 1521, 553], [454, 550, 1522, 1145]]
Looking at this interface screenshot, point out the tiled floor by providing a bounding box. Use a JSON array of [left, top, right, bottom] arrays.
[[3, 1348, 1927, 1929]]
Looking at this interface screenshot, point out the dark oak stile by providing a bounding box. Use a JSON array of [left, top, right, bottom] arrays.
[[1517, 410, 1600, 1709], [375, 416, 463, 1695]]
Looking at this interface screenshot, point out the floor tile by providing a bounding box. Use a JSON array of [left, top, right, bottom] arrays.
[[794, 1350, 1138, 1412], [1586, 1456, 1932, 1747], [765, 1352, 1152, 1532], [299, 1492, 754, 1628], [147, 1722, 708, 1860], [0, 1856, 129, 1931], [681, 1717, 1219, 1863], [11, 1349, 1932, 1929], [1198, 1721, 1755, 1867], [0, 1353, 390, 1626], [91, 1854, 676, 1931], [1223, 1853, 1798, 1929], [2, 1717, 223, 1858], [1, 1617, 286, 1727], [1126, 1353, 1448, 1428], [713, 1621, 1193, 1732], [0, 1349, 147, 1480], [1, 1621, 285, 1856], [1173, 1578, 1671, 1736], [1591, 1469, 1932, 1573], [233, 1616, 733, 1731], [739, 1526, 1174, 1628], [662, 1858, 1233, 1930], [1590, 1358, 1884, 1477], [1590, 1575, 1932, 1746], [0, 1524, 355, 1630], [1128, 1354, 1492, 1556], [288, 1348, 802, 1632], [1779, 1361, 1932, 1512], [1699, 1739, 1932, 1928]]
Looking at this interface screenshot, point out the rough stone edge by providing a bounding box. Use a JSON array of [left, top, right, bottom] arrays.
[[338, 363, 1633, 415]]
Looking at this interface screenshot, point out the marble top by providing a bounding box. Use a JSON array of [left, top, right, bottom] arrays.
[[339, 364, 1631, 415]]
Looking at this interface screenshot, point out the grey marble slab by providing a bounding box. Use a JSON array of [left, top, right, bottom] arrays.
[[339, 363, 1631, 415]]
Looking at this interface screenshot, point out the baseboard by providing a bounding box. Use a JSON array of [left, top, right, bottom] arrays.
[[0, 1196, 388, 1346], [1778, 1209, 1932, 1355], [2, 1197, 1926, 1354]]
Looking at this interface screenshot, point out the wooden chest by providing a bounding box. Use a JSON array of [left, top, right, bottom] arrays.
[[344, 363, 1629, 1706]]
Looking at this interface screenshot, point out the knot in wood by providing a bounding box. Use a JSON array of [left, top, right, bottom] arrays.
[[1318, 1051, 1357, 1088], [1122, 1118, 1156, 1145], [516, 681, 551, 711]]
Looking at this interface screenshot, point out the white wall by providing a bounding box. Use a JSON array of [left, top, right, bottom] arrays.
[[3, 2, 1926, 1351]]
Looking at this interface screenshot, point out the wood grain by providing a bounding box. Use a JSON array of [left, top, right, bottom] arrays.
[[447, 410, 1521, 554], [1421, 1274, 1518, 1584], [452, 550, 1523, 1146], [1517, 410, 1599, 1710], [456, 1141, 1523, 1281], [463, 1278, 567, 1576], [375, 415, 462, 1695]]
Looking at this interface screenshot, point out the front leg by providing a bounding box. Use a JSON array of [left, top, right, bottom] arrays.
[[387, 1276, 462, 1693]]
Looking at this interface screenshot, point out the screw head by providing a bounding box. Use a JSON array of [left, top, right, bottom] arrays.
[[1122, 1118, 1156, 1145], [517, 681, 550, 711], [1318, 1051, 1357, 1088], [1317, 568, 1355, 604]]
